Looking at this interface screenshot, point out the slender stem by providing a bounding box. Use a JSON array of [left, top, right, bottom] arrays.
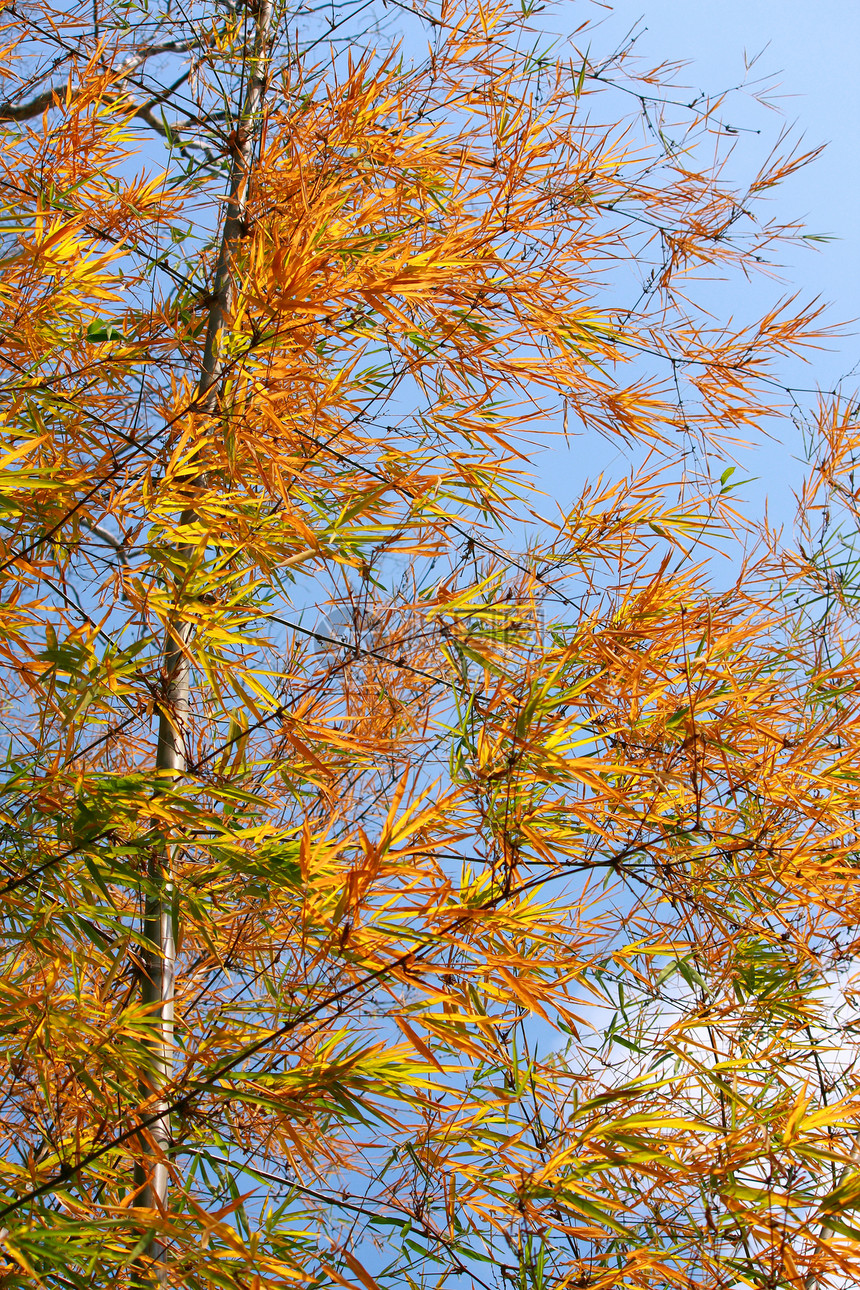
[[198, 0, 273, 414], [132, 623, 187, 1281], [132, 2, 272, 1281]]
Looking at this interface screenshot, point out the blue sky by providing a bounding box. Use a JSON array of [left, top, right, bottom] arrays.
[[514, 0, 859, 536], [603, 0, 858, 391]]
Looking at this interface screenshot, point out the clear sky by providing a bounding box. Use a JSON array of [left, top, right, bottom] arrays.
[[517, 0, 859, 532], [602, 0, 858, 392]]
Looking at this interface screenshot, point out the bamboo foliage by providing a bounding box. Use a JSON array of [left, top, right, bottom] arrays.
[[0, 1, 857, 1287]]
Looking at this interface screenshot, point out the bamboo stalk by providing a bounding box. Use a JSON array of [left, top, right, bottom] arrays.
[[133, 3, 272, 1281], [132, 628, 186, 1279]]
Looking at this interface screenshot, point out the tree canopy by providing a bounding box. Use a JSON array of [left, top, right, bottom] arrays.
[[0, 1, 858, 1287]]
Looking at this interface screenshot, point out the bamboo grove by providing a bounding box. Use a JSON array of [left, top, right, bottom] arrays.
[[0, 0, 859, 1286]]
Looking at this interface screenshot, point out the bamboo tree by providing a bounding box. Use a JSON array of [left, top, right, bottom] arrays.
[[0, 4, 857, 1290]]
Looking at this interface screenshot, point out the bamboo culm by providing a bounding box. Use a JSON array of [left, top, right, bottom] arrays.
[[132, 2, 273, 1280]]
